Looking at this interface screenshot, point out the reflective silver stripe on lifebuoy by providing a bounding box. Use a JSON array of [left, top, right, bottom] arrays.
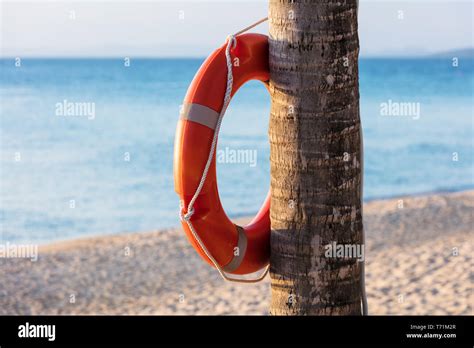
[[222, 225, 248, 273], [180, 102, 220, 130]]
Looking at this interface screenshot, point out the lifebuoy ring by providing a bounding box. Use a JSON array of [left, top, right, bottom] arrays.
[[173, 33, 270, 275]]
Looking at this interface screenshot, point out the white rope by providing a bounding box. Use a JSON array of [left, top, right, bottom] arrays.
[[179, 19, 270, 283], [360, 117, 368, 316], [234, 17, 268, 36], [356, 0, 368, 316]]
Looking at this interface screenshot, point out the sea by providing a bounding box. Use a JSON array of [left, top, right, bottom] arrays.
[[0, 57, 472, 243]]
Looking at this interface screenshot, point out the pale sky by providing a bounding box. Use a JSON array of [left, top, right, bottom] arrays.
[[0, 0, 472, 57]]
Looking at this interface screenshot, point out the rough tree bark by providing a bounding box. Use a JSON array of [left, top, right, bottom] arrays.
[[268, 0, 364, 315]]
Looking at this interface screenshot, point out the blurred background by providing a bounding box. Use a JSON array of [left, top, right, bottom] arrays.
[[1, 0, 473, 244]]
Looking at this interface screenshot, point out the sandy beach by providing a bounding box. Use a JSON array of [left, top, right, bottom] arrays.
[[0, 190, 472, 315]]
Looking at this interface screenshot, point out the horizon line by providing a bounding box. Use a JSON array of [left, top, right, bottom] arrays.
[[1, 54, 473, 60], [1, 47, 472, 60]]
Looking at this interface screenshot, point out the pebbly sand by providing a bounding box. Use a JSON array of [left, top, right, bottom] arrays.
[[0, 190, 472, 315]]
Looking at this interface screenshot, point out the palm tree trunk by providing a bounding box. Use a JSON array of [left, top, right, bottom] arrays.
[[268, 0, 363, 315]]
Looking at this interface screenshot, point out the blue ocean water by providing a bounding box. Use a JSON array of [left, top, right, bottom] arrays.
[[0, 58, 472, 243]]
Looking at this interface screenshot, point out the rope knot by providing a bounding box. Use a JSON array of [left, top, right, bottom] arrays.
[[179, 203, 195, 222], [226, 35, 237, 49]]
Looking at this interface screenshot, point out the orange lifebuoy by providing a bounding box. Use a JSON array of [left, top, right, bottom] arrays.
[[173, 33, 270, 275]]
